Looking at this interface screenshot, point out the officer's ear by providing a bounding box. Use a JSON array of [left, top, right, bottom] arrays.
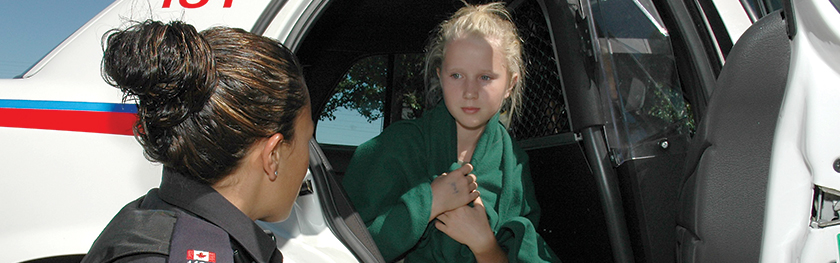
[[262, 133, 284, 181]]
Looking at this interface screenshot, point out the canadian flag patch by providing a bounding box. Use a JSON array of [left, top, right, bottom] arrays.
[[187, 249, 216, 262]]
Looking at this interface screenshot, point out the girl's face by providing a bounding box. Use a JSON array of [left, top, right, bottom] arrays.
[[438, 35, 516, 132]]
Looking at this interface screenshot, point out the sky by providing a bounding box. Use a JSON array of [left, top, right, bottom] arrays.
[[0, 0, 115, 78]]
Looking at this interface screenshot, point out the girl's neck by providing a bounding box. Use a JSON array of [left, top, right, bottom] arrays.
[[456, 124, 485, 164]]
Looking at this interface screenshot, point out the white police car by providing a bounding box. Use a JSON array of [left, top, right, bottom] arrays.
[[0, 0, 837, 262]]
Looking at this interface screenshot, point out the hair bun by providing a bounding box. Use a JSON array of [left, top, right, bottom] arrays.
[[103, 20, 216, 128]]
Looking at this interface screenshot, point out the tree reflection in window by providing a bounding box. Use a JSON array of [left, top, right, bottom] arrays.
[[320, 54, 426, 125]]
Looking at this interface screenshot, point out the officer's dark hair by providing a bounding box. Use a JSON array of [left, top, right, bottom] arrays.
[[102, 20, 307, 184]]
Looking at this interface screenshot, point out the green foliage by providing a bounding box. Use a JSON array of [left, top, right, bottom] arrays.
[[319, 56, 387, 123], [319, 54, 426, 123], [646, 82, 696, 133], [393, 54, 426, 120]]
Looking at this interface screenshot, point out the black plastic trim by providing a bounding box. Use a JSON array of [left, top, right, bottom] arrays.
[[538, 0, 603, 132], [696, 0, 734, 58], [784, 0, 796, 39], [518, 132, 578, 151], [581, 127, 635, 263]]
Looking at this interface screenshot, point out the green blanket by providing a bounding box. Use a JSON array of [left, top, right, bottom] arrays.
[[342, 104, 559, 262]]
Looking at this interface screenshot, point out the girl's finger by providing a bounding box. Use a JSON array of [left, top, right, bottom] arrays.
[[470, 190, 481, 200], [434, 220, 447, 232], [451, 163, 473, 177], [437, 213, 449, 223], [473, 196, 485, 208]]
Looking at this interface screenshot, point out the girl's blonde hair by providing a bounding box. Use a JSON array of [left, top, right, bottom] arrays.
[[423, 2, 525, 126]]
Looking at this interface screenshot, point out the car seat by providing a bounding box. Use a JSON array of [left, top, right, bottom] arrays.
[[675, 9, 790, 263]]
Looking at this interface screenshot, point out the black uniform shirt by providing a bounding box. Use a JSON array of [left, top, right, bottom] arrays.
[[156, 167, 283, 263], [82, 167, 284, 263]]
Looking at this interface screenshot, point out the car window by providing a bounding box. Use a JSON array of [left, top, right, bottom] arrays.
[[0, 0, 113, 79], [586, 0, 696, 165], [833, 0, 840, 14], [315, 53, 425, 146]]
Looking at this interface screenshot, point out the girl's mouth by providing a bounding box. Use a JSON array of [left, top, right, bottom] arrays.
[[462, 107, 480, 114]]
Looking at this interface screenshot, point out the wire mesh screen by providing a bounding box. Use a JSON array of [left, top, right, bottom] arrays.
[[509, 0, 572, 140]]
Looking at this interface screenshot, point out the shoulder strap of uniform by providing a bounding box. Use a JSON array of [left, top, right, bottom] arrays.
[[82, 197, 178, 263]]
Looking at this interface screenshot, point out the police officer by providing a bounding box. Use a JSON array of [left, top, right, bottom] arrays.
[[82, 20, 313, 263]]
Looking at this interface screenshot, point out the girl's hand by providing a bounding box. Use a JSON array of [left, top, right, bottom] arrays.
[[434, 197, 508, 263], [429, 163, 479, 222]]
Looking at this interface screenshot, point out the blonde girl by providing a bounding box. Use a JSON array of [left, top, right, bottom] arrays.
[[342, 2, 560, 262]]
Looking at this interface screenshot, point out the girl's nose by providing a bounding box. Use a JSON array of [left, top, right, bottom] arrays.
[[463, 80, 478, 99]]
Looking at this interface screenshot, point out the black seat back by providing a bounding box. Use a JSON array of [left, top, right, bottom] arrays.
[[676, 10, 790, 263]]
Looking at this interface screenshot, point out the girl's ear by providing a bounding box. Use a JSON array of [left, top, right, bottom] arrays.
[[505, 73, 519, 99], [262, 133, 285, 181]]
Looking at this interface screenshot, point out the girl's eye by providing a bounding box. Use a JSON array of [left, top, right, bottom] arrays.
[[450, 73, 462, 79], [480, 75, 491, 81]]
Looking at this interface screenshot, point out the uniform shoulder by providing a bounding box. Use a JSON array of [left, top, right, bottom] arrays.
[[82, 197, 177, 263]]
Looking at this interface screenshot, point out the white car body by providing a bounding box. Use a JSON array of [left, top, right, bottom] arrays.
[[762, 0, 840, 261]]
